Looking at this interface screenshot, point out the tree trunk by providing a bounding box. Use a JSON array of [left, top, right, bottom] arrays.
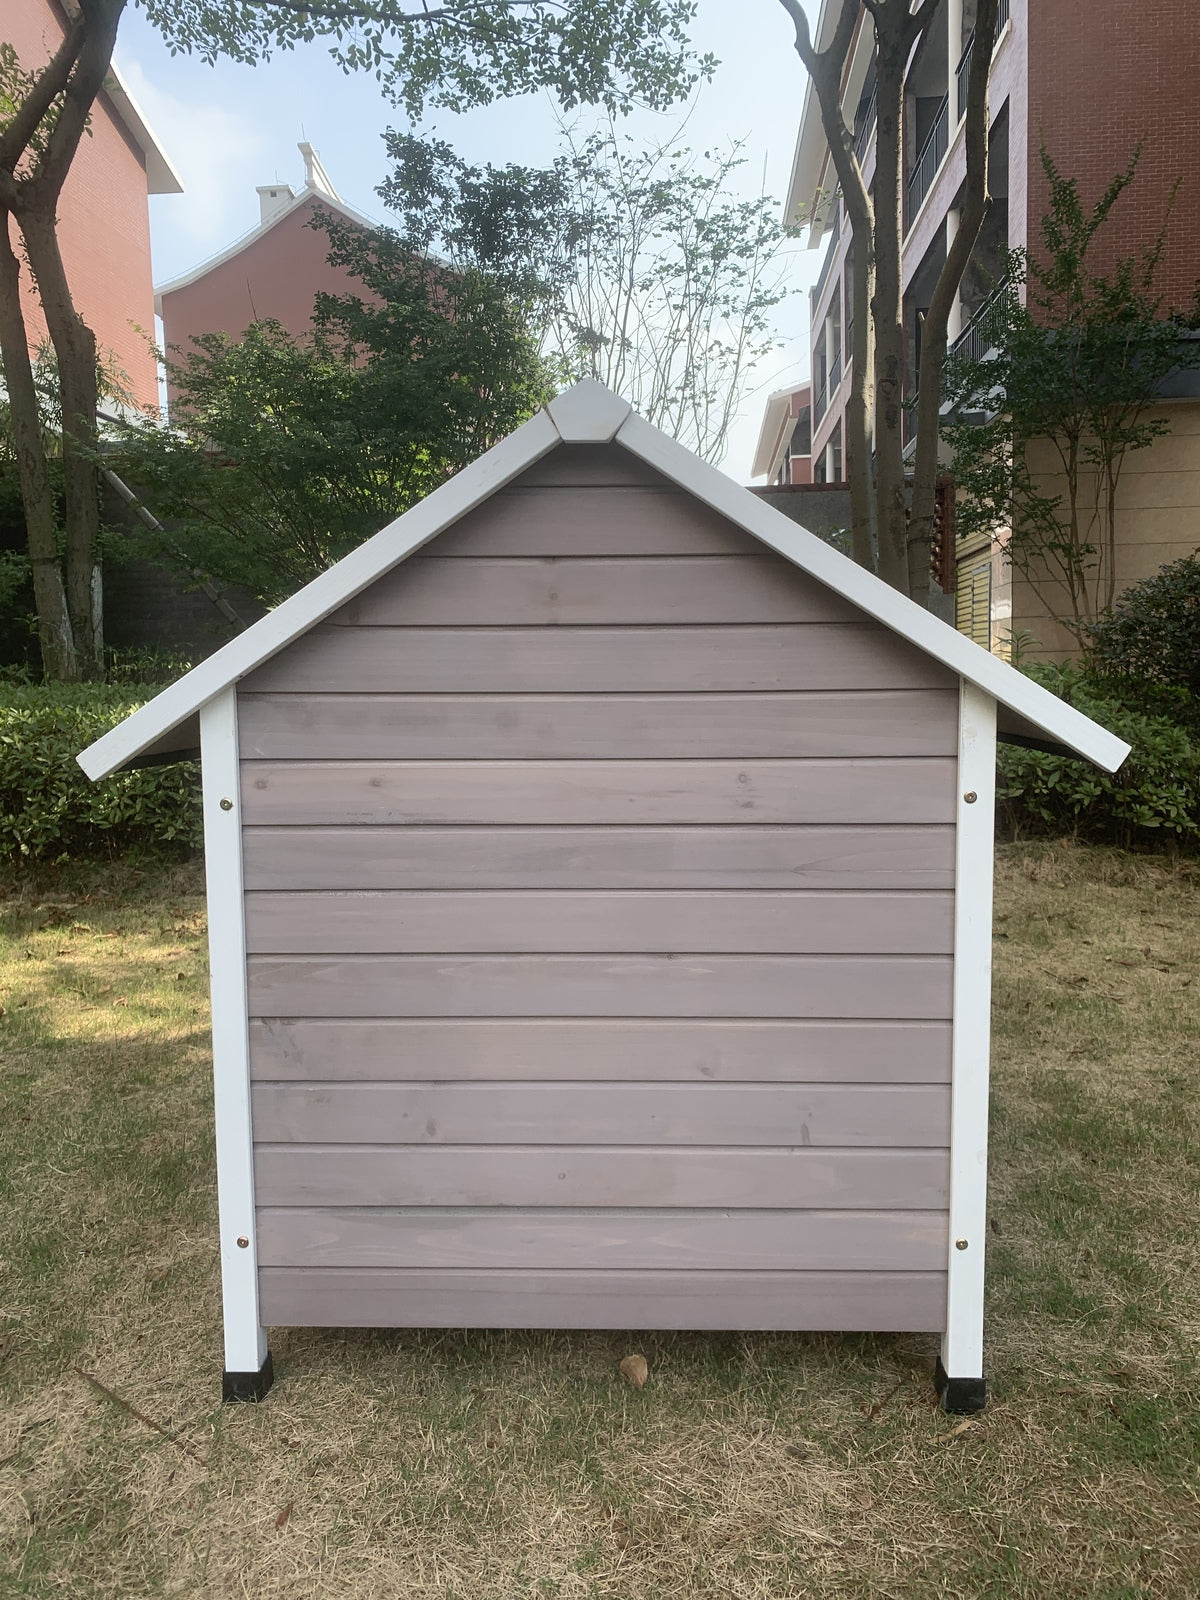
[[19, 207, 104, 677], [0, 213, 79, 678], [871, 26, 909, 591], [908, 0, 998, 602]]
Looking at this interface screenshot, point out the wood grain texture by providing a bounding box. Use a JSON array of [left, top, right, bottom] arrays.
[[509, 444, 670, 487], [253, 1144, 951, 1209], [241, 825, 957, 892], [247, 953, 954, 1020], [249, 1082, 952, 1145], [247, 1018, 954, 1084], [434, 487, 754, 556], [257, 1266, 948, 1331], [240, 625, 956, 695], [330, 557, 861, 627], [236, 692, 960, 761], [255, 1206, 947, 1271], [239, 759, 958, 827], [242, 889, 955, 956]]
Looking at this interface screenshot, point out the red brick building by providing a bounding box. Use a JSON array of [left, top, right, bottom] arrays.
[[775, 0, 1200, 654], [5, 0, 180, 411], [156, 144, 377, 384]]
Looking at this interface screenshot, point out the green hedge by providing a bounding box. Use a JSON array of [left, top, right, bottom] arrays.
[[0, 685, 202, 863], [998, 663, 1200, 850]]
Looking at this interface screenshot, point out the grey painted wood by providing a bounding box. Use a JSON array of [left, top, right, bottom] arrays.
[[257, 1266, 948, 1331], [243, 889, 955, 956], [247, 953, 954, 1019], [249, 1081, 951, 1145], [242, 825, 957, 892], [239, 759, 958, 827], [255, 1206, 947, 1271], [248, 1018, 954, 1084], [331, 557, 861, 627], [512, 444, 670, 487], [435, 488, 755, 557], [253, 1144, 951, 1209], [241, 625, 956, 695], [237, 691, 960, 761]]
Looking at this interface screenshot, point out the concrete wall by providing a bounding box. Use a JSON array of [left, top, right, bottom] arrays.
[[1007, 400, 1200, 659]]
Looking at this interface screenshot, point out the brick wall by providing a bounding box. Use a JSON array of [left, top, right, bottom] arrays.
[[6, 0, 158, 409], [1027, 0, 1200, 312]]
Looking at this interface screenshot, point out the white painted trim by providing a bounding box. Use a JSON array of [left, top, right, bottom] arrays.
[[77, 408, 561, 780], [200, 689, 267, 1374], [546, 379, 631, 441], [615, 411, 1129, 772], [76, 382, 1129, 783], [941, 681, 996, 1382]]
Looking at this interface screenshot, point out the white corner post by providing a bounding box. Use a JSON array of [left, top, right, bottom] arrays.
[[199, 688, 272, 1400], [939, 680, 997, 1412]]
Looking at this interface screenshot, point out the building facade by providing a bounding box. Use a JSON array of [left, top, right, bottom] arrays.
[[157, 144, 378, 390], [751, 383, 813, 486], [778, 0, 1200, 655], [5, 0, 180, 412]]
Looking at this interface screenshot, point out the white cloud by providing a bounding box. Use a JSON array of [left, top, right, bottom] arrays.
[[113, 54, 270, 282]]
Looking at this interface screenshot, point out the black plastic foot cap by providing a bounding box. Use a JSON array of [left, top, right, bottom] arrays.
[[935, 1356, 987, 1415], [222, 1350, 274, 1403]]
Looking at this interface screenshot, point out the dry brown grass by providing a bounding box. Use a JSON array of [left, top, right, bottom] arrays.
[[2, 845, 1199, 1598]]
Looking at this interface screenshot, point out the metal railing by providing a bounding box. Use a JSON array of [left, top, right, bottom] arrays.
[[813, 222, 839, 307], [828, 344, 843, 393], [947, 277, 1009, 365], [906, 94, 949, 223], [854, 81, 877, 162], [815, 375, 829, 421], [955, 0, 1011, 120]]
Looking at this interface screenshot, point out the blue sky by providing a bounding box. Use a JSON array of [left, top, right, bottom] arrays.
[[113, 0, 822, 477]]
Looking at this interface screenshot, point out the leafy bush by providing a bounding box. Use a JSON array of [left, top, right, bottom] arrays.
[[998, 663, 1200, 849], [1086, 555, 1200, 731], [0, 685, 202, 863]]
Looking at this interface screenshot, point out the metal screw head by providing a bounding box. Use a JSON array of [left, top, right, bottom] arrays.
[[219, 797, 234, 811], [963, 791, 978, 804], [955, 1238, 969, 1251], [236, 1236, 250, 1249]]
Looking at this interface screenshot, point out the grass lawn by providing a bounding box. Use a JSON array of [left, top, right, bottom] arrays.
[[1, 844, 1198, 1598]]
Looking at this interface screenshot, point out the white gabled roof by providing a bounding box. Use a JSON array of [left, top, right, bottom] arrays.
[[78, 379, 1130, 781]]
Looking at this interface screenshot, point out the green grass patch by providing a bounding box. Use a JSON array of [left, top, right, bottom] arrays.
[[2, 846, 1199, 1597]]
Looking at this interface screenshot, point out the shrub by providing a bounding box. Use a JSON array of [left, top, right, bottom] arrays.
[[0, 685, 202, 863], [998, 663, 1200, 849], [1086, 555, 1200, 731]]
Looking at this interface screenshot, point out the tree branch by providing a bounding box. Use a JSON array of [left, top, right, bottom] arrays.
[[0, 14, 86, 174]]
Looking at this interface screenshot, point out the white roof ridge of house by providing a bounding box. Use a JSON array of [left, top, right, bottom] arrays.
[[154, 180, 382, 310], [77, 377, 1130, 782]]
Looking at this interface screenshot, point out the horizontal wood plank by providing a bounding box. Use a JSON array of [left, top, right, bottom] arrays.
[[434, 487, 755, 556], [255, 1206, 947, 1271], [239, 759, 958, 827], [249, 1082, 951, 1145], [246, 954, 954, 1020], [241, 625, 956, 695], [247, 1018, 954, 1084], [241, 825, 957, 892], [511, 444, 670, 487], [330, 557, 860, 627], [243, 890, 955, 955], [253, 1145, 951, 1209], [236, 691, 959, 761], [257, 1266, 948, 1331]]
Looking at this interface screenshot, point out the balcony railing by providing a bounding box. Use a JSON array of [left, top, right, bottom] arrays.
[[854, 81, 877, 162], [815, 375, 829, 421], [828, 344, 843, 393], [813, 222, 839, 308], [906, 94, 948, 223], [947, 277, 1009, 366], [955, 0, 1010, 120]]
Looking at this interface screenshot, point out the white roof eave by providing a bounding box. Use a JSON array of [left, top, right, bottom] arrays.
[[78, 379, 1130, 782]]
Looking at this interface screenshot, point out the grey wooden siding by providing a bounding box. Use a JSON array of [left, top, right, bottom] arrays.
[[240, 444, 959, 1333]]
